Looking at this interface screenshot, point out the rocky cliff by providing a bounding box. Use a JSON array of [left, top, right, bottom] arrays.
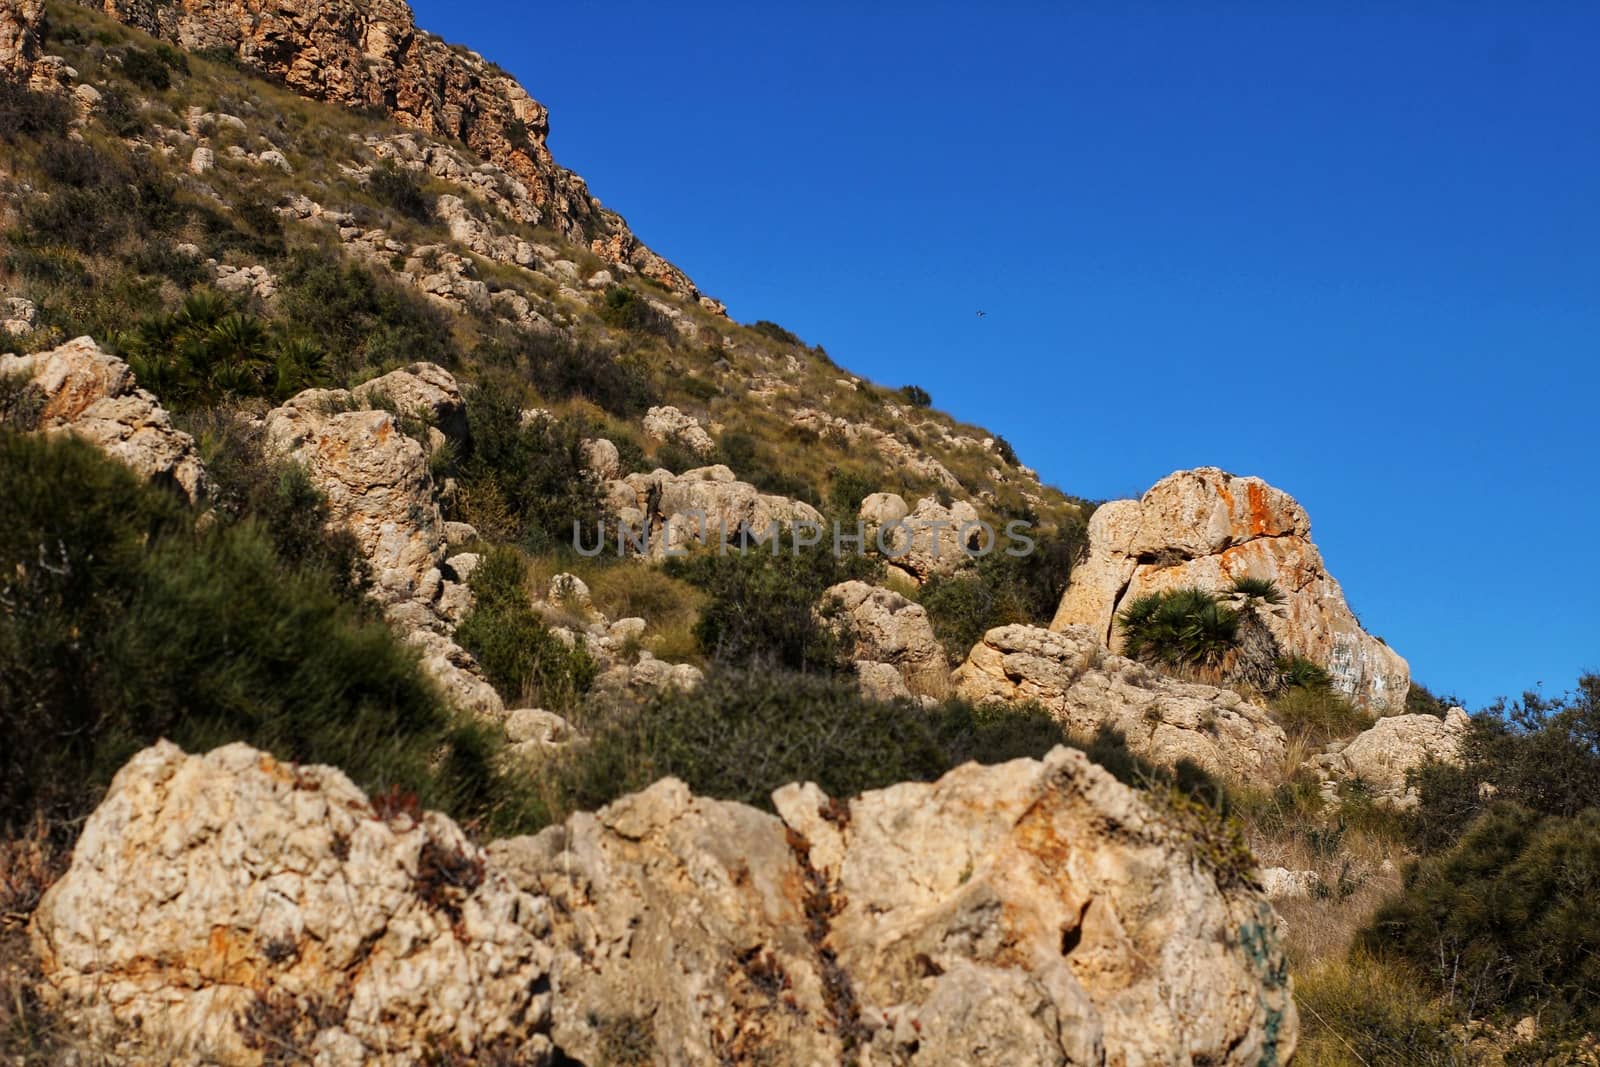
[[65, 0, 717, 307], [1053, 467, 1410, 713]]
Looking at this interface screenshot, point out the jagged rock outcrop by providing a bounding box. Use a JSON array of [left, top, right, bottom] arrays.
[[264, 388, 445, 601], [71, 0, 719, 308], [604, 464, 824, 558], [499, 745, 1301, 1066], [642, 403, 715, 456], [352, 361, 468, 443], [30, 741, 556, 1066], [821, 579, 950, 697], [33, 741, 1296, 1066], [859, 492, 984, 582], [0, 0, 42, 83], [1052, 467, 1410, 713], [1312, 707, 1472, 808], [0, 336, 208, 502], [954, 624, 1289, 782]]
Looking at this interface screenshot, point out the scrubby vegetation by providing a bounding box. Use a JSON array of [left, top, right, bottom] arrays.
[[664, 539, 881, 671], [0, 431, 512, 837], [455, 547, 597, 711]]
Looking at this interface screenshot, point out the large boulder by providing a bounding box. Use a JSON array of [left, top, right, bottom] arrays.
[[263, 390, 445, 600], [34, 742, 1297, 1066], [859, 493, 984, 582], [642, 404, 715, 456], [493, 745, 1296, 1066], [607, 464, 824, 558], [954, 624, 1288, 782], [1, 337, 208, 502], [1314, 707, 1472, 808], [29, 741, 554, 1066], [352, 361, 468, 442], [821, 579, 950, 697], [1052, 467, 1409, 713]]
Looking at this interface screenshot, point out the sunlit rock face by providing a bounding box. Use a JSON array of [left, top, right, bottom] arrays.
[[1052, 467, 1409, 713]]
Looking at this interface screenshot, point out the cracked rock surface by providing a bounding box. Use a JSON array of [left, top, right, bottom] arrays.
[[33, 741, 1297, 1066]]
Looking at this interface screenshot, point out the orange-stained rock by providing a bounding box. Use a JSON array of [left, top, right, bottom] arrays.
[[1052, 467, 1409, 713]]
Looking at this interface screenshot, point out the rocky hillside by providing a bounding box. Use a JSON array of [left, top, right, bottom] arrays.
[[3, 0, 1596, 1064]]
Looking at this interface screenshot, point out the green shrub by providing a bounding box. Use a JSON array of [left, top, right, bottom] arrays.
[[475, 327, 657, 417], [1405, 681, 1456, 718], [179, 409, 369, 600], [0, 83, 73, 143], [460, 387, 609, 553], [898, 384, 932, 408], [1414, 675, 1600, 850], [120, 47, 174, 90], [1278, 655, 1332, 692], [664, 541, 880, 672], [547, 668, 1074, 819], [919, 531, 1082, 662], [20, 146, 183, 254], [0, 431, 505, 834], [1230, 576, 1284, 603], [992, 434, 1018, 466], [367, 161, 435, 223], [116, 291, 328, 408], [1362, 804, 1600, 1034], [277, 249, 458, 381], [1270, 684, 1373, 751], [600, 286, 673, 338], [455, 547, 597, 710]]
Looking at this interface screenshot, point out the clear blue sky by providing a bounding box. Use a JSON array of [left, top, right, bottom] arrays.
[[413, 1, 1597, 710]]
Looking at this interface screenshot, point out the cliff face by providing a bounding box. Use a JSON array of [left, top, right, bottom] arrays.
[[69, 0, 718, 309]]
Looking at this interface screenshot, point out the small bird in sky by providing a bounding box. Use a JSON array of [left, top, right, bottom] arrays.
[[976, 310, 986, 318]]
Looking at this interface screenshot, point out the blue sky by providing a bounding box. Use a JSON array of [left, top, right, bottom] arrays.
[[412, 2, 1598, 709]]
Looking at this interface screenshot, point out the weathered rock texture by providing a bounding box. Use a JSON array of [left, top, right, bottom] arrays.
[[954, 624, 1289, 782], [822, 579, 951, 697], [30, 741, 555, 1066], [71, 0, 716, 306], [1313, 707, 1471, 808], [859, 492, 984, 582], [0, 336, 208, 501], [1052, 467, 1409, 713], [604, 464, 824, 558], [264, 388, 445, 602], [30, 740, 1297, 1065], [0, 0, 43, 82]]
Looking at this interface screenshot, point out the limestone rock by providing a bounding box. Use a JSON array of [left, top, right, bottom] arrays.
[[579, 436, 620, 480], [858, 490, 910, 527], [1260, 867, 1319, 901], [822, 580, 950, 697], [264, 393, 443, 600], [0, 336, 208, 502], [188, 144, 214, 174], [611, 465, 824, 558], [352, 362, 467, 442], [1052, 467, 1410, 713], [0, 0, 42, 83], [490, 746, 1296, 1066], [1316, 707, 1471, 808], [953, 624, 1288, 782], [30, 741, 554, 1066], [642, 404, 715, 456], [34, 741, 1296, 1065], [863, 494, 985, 582], [853, 658, 915, 702]]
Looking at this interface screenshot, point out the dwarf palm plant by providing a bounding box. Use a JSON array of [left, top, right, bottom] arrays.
[[1117, 587, 1239, 676]]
